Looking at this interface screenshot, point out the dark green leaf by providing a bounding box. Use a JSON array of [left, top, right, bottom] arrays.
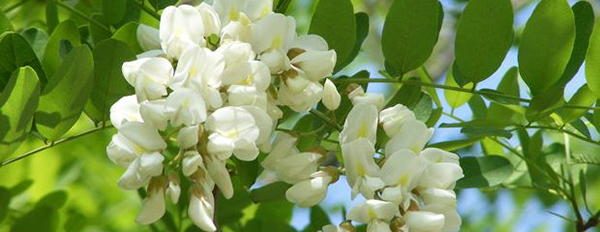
[[46, 0, 59, 33], [426, 108, 442, 128], [0, 187, 10, 223], [496, 66, 520, 103], [36, 46, 94, 140], [557, 2, 594, 86], [456, 155, 513, 188], [525, 85, 565, 122], [21, 28, 49, 60], [112, 22, 144, 54], [382, 0, 441, 75], [0, 67, 40, 158], [250, 182, 291, 203], [149, 0, 177, 10], [43, 20, 81, 78], [85, 39, 135, 122], [518, 0, 575, 95], [103, 0, 127, 25], [337, 12, 369, 69], [9, 179, 33, 196], [468, 95, 487, 119], [90, 14, 111, 44], [386, 77, 423, 108], [586, 13, 600, 97], [428, 137, 482, 152], [454, 0, 513, 83], [303, 206, 331, 232], [0, 9, 13, 34], [0, 32, 46, 90], [309, 0, 356, 72]]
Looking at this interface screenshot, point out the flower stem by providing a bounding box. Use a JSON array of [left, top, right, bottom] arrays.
[[131, 0, 161, 20], [309, 109, 342, 131], [0, 126, 113, 168]]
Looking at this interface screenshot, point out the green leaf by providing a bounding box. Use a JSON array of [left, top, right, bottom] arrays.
[[557, 1, 594, 86], [456, 155, 513, 188], [309, 0, 356, 72], [518, 0, 575, 95], [112, 22, 143, 54], [85, 39, 135, 122], [454, 0, 513, 83], [337, 12, 369, 69], [149, 0, 177, 10], [382, 0, 441, 76], [0, 9, 13, 34], [90, 14, 111, 44], [43, 20, 81, 78], [0, 187, 10, 223], [103, 0, 127, 25], [0, 32, 46, 90], [250, 182, 291, 203], [468, 95, 488, 119], [21, 28, 49, 60], [525, 85, 564, 122], [0, 67, 40, 158], [386, 77, 423, 108], [36, 46, 94, 140], [557, 84, 596, 123], [495, 66, 520, 104], [46, 0, 59, 33], [11, 191, 67, 232], [428, 137, 482, 152], [413, 94, 433, 122], [303, 206, 331, 232], [586, 13, 600, 98], [444, 67, 473, 108]]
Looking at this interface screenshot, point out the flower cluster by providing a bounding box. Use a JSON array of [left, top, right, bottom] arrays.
[[106, 0, 337, 231], [321, 86, 464, 232]]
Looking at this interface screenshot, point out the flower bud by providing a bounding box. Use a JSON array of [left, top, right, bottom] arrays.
[[290, 50, 336, 82], [137, 24, 161, 51], [166, 174, 181, 204], [379, 104, 416, 137], [189, 186, 216, 232], [285, 171, 332, 207], [322, 79, 341, 111], [177, 125, 200, 149]]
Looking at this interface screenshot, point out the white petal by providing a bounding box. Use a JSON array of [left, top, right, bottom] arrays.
[[160, 5, 206, 58], [379, 104, 416, 137], [217, 41, 255, 66], [405, 211, 445, 232], [259, 49, 290, 74], [233, 139, 260, 161], [380, 186, 405, 205], [347, 199, 399, 223], [351, 93, 385, 110], [137, 24, 161, 51], [251, 13, 295, 53], [205, 155, 234, 199], [380, 149, 426, 189], [340, 103, 378, 144], [136, 186, 166, 224], [119, 121, 167, 151], [172, 46, 225, 91], [110, 95, 142, 128], [419, 163, 464, 189], [227, 85, 268, 110], [182, 151, 204, 176], [420, 188, 457, 207], [261, 132, 298, 170], [291, 34, 329, 51], [138, 152, 164, 177], [272, 152, 321, 184], [189, 188, 216, 232], [106, 134, 138, 167], [291, 49, 336, 81], [385, 120, 433, 155], [122, 57, 173, 101], [285, 175, 331, 207], [341, 138, 378, 188], [165, 88, 208, 126], [197, 3, 222, 36], [421, 148, 460, 165], [367, 220, 391, 232], [139, 99, 168, 131], [278, 81, 323, 112], [239, 106, 273, 145], [322, 79, 341, 111], [166, 178, 181, 204], [177, 125, 200, 149], [118, 158, 149, 190]]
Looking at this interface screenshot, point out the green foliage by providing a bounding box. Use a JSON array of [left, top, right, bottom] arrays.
[[587, 14, 600, 98], [0, 67, 40, 158], [36, 46, 94, 140], [454, 0, 513, 84], [309, 0, 356, 72], [444, 67, 473, 108], [382, 0, 441, 76], [456, 156, 513, 188], [0, 32, 46, 90], [518, 0, 575, 95], [42, 20, 81, 78]]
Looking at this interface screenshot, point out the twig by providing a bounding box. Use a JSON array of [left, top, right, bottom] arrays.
[[309, 109, 342, 131], [131, 0, 161, 20]]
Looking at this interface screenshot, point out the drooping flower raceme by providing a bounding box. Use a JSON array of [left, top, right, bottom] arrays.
[[108, 1, 462, 231], [107, 1, 339, 231]]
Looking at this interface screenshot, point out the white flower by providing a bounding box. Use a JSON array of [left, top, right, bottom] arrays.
[[160, 5, 206, 58], [379, 104, 416, 137], [139, 99, 168, 131], [106, 134, 139, 167], [222, 61, 271, 91], [261, 132, 298, 170], [341, 138, 380, 198], [171, 46, 224, 109], [380, 149, 427, 191], [285, 171, 332, 207], [166, 175, 181, 204], [251, 13, 295, 53], [259, 49, 290, 74], [340, 103, 378, 144], [271, 152, 322, 184], [118, 152, 164, 190], [196, 3, 222, 36], [122, 57, 173, 102], [137, 24, 161, 51], [418, 148, 463, 190], [165, 88, 208, 127], [220, 16, 252, 43], [288, 35, 336, 81], [136, 179, 166, 224], [182, 151, 204, 176], [205, 154, 234, 199], [205, 106, 260, 161], [322, 79, 341, 111], [367, 220, 391, 232], [380, 186, 405, 206], [110, 95, 142, 129], [212, 0, 272, 24], [227, 85, 268, 109], [404, 211, 445, 232], [347, 199, 399, 223], [353, 175, 385, 199], [385, 119, 433, 155], [351, 93, 385, 110], [278, 80, 323, 112], [189, 185, 216, 232], [420, 189, 457, 208], [217, 41, 255, 66], [421, 204, 461, 232], [177, 125, 200, 149], [116, 121, 167, 151]]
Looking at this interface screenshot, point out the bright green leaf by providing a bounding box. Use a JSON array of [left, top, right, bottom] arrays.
[[557, 1, 594, 86], [0, 10, 13, 34], [112, 22, 143, 54], [0, 67, 40, 158], [557, 84, 596, 123], [456, 155, 513, 188], [586, 13, 600, 98], [382, 0, 441, 76], [518, 0, 575, 95], [454, 0, 513, 83], [85, 39, 135, 122], [42, 20, 81, 78], [444, 67, 473, 108], [36, 46, 94, 140], [309, 0, 356, 72]]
